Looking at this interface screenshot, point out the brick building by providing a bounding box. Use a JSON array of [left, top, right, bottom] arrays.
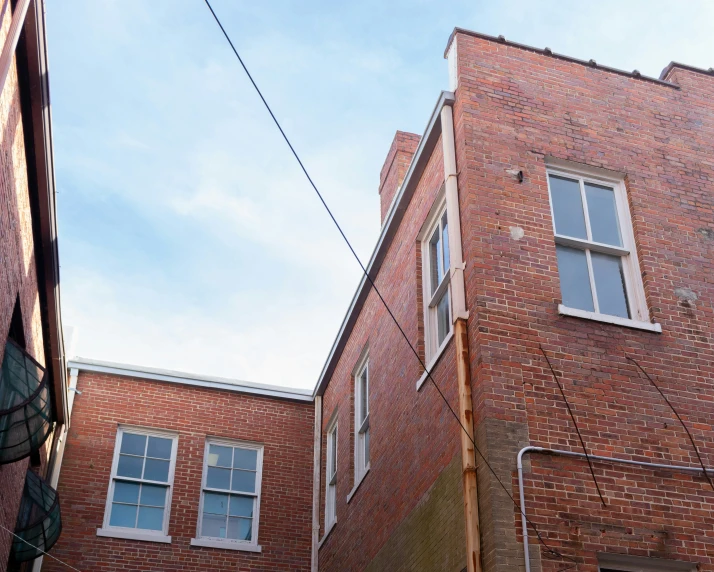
[[43, 359, 314, 571], [312, 28, 714, 572], [0, 0, 68, 570]]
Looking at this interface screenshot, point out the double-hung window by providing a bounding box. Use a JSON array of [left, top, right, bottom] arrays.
[[546, 165, 652, 327], [354, 355, 369, 481], [195, 439, 263, 549], [325, 418, 338, 530], [422, 201, 452, 359], [100, 427, 177, 541]]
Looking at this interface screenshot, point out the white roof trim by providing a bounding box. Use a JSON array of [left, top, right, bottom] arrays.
[[313, 91, 455, 398], [68, 357, 313, 402]]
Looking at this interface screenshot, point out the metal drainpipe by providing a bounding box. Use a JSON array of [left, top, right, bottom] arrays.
[[440, 102, 481, 572], [517, 445, 714, 572], [311, 395, 323, 572]]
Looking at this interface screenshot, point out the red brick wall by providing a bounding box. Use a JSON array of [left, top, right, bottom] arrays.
[[318, 136, 467, 571], [43, 372, 314, 572], [0, 3, 48, 568], [451, 31, 714, 571]]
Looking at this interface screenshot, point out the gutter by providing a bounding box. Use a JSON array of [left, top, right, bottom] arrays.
[[312, 90, 455, 398], [16, 0, 68, 425], [516, 446, 713, 572], [68, 358, 313, 402]]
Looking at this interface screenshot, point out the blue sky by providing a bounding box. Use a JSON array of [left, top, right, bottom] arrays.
[[47, 0, 714, 389]]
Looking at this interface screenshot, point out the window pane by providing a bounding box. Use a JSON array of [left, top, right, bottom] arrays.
[[203, 492, 229, 515], [329, 429, 337, 477], [549, 175, 587, 239], [117, 454, 143, 479], [140, 484, 167, 508], [442, 213, 450, 274], [591, 252, 630, 318], [201, 513, 227, 538], [143, 458, 170, 482], [110, 503, 137, 528], [227, 517, 252, 541], [585, 183, 622, 246], [233, 448, 257, 471], [436, 291, 451, 345], [429, 227, 442, 294], [231, 469, 256, 493], [229, 495, 253, 518], [137, 507, 164, 531], [113, 481, 140, 504], [146, 437, 172, 460], [120, 433, 146, 456], [208, 445, 233, 468], [556, 246, 594, 312], [207, 466, 231, 489], [359, 369, 368, 423], [364, 428, 370, 466]]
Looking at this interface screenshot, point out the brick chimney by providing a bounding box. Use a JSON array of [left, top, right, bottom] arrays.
[[379, 131, 421, 224]]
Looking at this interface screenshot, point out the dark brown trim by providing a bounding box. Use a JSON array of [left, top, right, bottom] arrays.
[[14, 0, 67, 425], [445, 27, 680, 90], [659, 61, 714, 81]]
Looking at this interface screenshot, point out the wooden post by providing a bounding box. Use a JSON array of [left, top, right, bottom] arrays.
[[455, 318, 481, 572]]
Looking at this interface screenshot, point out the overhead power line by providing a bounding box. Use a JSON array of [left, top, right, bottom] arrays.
[[0, 524, 83, 572], [200, 1, 577, 568], [540, 345, 607, 508], [627, 355, 714, 492]]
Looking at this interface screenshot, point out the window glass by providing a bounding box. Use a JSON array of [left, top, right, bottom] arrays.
[[108, 431, 174, 532], [556, 246, 594, 312], [200, 443, 262, 544], [585, 183, 622, 246], [441, 212, 450, 274], [436, 292, 451, 345], [591, 252, 630, 318], [429, 227, 442, 294], [550, 175, 587, 239], [359, 370, 368, 424]]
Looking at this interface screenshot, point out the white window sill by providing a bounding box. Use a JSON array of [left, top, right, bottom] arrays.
[[318, 521, 336, 549], [346, 466, 370, 504], [190, 538, 262, 552], [96, 528, 171, 544], [558, 305, 662, 333], [416, 330, 454, 391]]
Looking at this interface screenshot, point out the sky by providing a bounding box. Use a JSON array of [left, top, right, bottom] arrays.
[[46, 0, 714, 390]]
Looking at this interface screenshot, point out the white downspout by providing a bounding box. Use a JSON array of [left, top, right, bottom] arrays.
[[311, 396, 323, 572], [517, 446, 714, 572], [31, 368, 79, 572]]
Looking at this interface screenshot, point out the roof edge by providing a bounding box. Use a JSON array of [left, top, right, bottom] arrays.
[[68, 357, 313, 402], [313, 90, 455, 398], [444, 27, 680, 90], [659, 61, 714, 81]]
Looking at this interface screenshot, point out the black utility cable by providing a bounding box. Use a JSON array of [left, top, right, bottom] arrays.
[[540, 345, 607, 507], [627, 355, 714, 492], [201, 2, 577, 567]]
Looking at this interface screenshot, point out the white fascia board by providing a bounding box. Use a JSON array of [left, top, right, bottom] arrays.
[[68, 358, 313, 402], [313, 91, 456, 398]]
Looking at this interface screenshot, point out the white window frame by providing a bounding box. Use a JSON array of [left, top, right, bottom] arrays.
[[97, 425, 178, 544], [324, 415, 338, 532], [191, 438, 264, 552], [597, 553, 696, 571], [420, 194, 453, 361], [353, 350, 370, 484], [545, 162, 655, 330]]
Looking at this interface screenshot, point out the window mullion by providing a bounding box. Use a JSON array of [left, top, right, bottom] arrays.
[[579, 178, 594, 242], [585, 249, 599, 313]]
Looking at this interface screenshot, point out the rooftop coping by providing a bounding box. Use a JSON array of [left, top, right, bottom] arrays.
[[444, 27, 684, 90], [68, 357, 313, 402]]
